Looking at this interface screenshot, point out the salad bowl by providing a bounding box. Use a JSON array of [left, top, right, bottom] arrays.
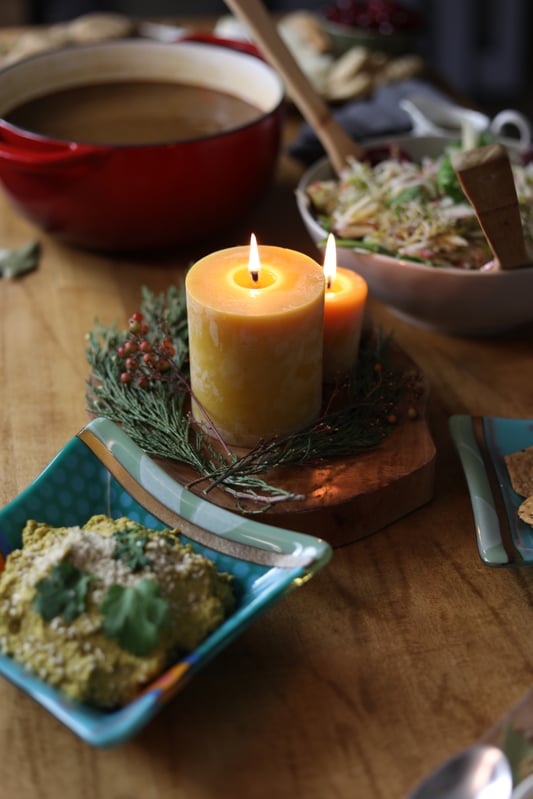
[[296, 135, 533, 336]]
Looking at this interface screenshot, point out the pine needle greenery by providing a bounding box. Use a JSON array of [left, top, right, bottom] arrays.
[[85, 285, 416, 511]]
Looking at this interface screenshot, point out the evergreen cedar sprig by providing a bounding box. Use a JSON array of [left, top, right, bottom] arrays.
[[85, 286, 418, 510], [118, 306, 231, 456]]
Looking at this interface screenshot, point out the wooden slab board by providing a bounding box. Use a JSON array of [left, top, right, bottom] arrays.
[[158, 342, 436, 548]]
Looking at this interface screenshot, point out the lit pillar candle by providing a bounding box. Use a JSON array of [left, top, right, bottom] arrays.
[[322, 233, 368, 383], [185, 235, 324, 448]]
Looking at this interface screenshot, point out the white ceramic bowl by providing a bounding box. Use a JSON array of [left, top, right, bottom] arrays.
[[296, 135, 533, 336]]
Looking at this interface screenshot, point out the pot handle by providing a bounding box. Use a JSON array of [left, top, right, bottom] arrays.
[[0, 128, 100, 167]]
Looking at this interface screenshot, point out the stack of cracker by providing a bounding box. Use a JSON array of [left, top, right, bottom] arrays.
[[504, 446, 533, 527], [216, 11, 424, 103], [0, 13, 134, 67]]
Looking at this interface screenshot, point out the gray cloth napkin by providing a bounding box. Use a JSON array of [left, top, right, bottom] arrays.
[[288, 78, 451, 164]]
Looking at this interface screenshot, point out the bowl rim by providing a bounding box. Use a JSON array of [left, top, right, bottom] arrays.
[[0, 37, 286, 150]]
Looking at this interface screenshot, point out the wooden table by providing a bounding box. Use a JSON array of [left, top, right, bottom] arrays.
[[1, 39, 533, 799]]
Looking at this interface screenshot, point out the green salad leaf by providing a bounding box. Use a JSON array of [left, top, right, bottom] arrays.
[[437, 153, 466, 202], [100, 579, 169, 657], [437, 134, 496, 203], [387, 185, 431, 206]]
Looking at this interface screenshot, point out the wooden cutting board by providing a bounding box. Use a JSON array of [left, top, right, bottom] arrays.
[[159, 341, 436, 548]]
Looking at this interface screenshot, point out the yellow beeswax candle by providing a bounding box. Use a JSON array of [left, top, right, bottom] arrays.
[[322, 234, 368, 383], [185, 236, 325, 447]]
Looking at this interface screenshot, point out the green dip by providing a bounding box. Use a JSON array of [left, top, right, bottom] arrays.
[[0, 515, 235, 708]]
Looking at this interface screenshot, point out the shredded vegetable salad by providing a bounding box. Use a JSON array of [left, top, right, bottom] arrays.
[[305, 143, 533, 269]]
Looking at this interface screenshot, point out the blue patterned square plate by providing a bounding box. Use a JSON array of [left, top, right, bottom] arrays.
[[0, 418, 332, 747], [449, 415, 533, 566]]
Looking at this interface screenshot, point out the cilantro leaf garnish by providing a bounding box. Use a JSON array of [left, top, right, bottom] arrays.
[[33, 562, 93, 622], [112, 528, 153, 572], [100, 579, 169, 657]]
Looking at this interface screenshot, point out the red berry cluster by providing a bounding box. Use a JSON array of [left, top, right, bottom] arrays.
[[326, 0, 423, 34], [117, 311, 177, 388]]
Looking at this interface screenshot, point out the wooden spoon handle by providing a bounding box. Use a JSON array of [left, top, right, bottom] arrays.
[[224, 0, 364, 174], [452, 143, 529, 270]]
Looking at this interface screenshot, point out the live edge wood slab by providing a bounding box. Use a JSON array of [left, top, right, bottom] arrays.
[[158, 341, 436, 548]]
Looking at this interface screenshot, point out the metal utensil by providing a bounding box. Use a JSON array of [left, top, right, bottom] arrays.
[[400, 96, 490, 140], [224, 0, 364, 174], [399, 96, 531, 150], [406, 744, 512, 799]]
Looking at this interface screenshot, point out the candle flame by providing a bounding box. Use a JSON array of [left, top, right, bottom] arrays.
[[323, 233, 337, 291], [248, 233, 260, 283]]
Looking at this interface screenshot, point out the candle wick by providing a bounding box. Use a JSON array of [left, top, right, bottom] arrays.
[[326, 276, 332, 290], [251, 270, 259, 283]]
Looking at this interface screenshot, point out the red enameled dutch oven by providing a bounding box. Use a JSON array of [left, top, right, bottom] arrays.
[[0, 37, 285, 252]]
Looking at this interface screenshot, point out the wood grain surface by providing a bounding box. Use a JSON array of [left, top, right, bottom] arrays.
[[1, 25, 533, 799]]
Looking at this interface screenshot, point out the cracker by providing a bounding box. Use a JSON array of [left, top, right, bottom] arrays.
[[1, 13, 134, 67], [2, 27, 70, 64], [327, 46, 370, 86], [504, 446, 533, 497], [518, 495, 533, 527], [279, 12, 331, 55], [326, 70, 373, 102], [379, 54, 424, 83], [65, 12, 134, 44]]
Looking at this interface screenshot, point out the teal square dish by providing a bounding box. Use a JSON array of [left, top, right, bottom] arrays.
[[449, 415, 533, 566], [0, 418, 332, 747]]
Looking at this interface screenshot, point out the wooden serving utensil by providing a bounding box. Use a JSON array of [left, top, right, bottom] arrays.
[[224, 0, 365, 174], [452, 143, 529, 270]]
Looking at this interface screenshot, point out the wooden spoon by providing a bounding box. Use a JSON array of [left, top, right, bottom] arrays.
[[224, 0, 365, 174], [452, 143, 529, 269]]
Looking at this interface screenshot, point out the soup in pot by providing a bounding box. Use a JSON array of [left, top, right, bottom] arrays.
[[4, 80, 263, 145]]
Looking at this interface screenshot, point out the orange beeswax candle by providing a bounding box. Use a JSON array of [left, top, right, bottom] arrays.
[[185, 236, 325, 447], [322, 234, 368, 383]]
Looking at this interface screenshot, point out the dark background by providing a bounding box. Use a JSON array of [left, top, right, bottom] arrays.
[[1, 0, 532, 124]]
